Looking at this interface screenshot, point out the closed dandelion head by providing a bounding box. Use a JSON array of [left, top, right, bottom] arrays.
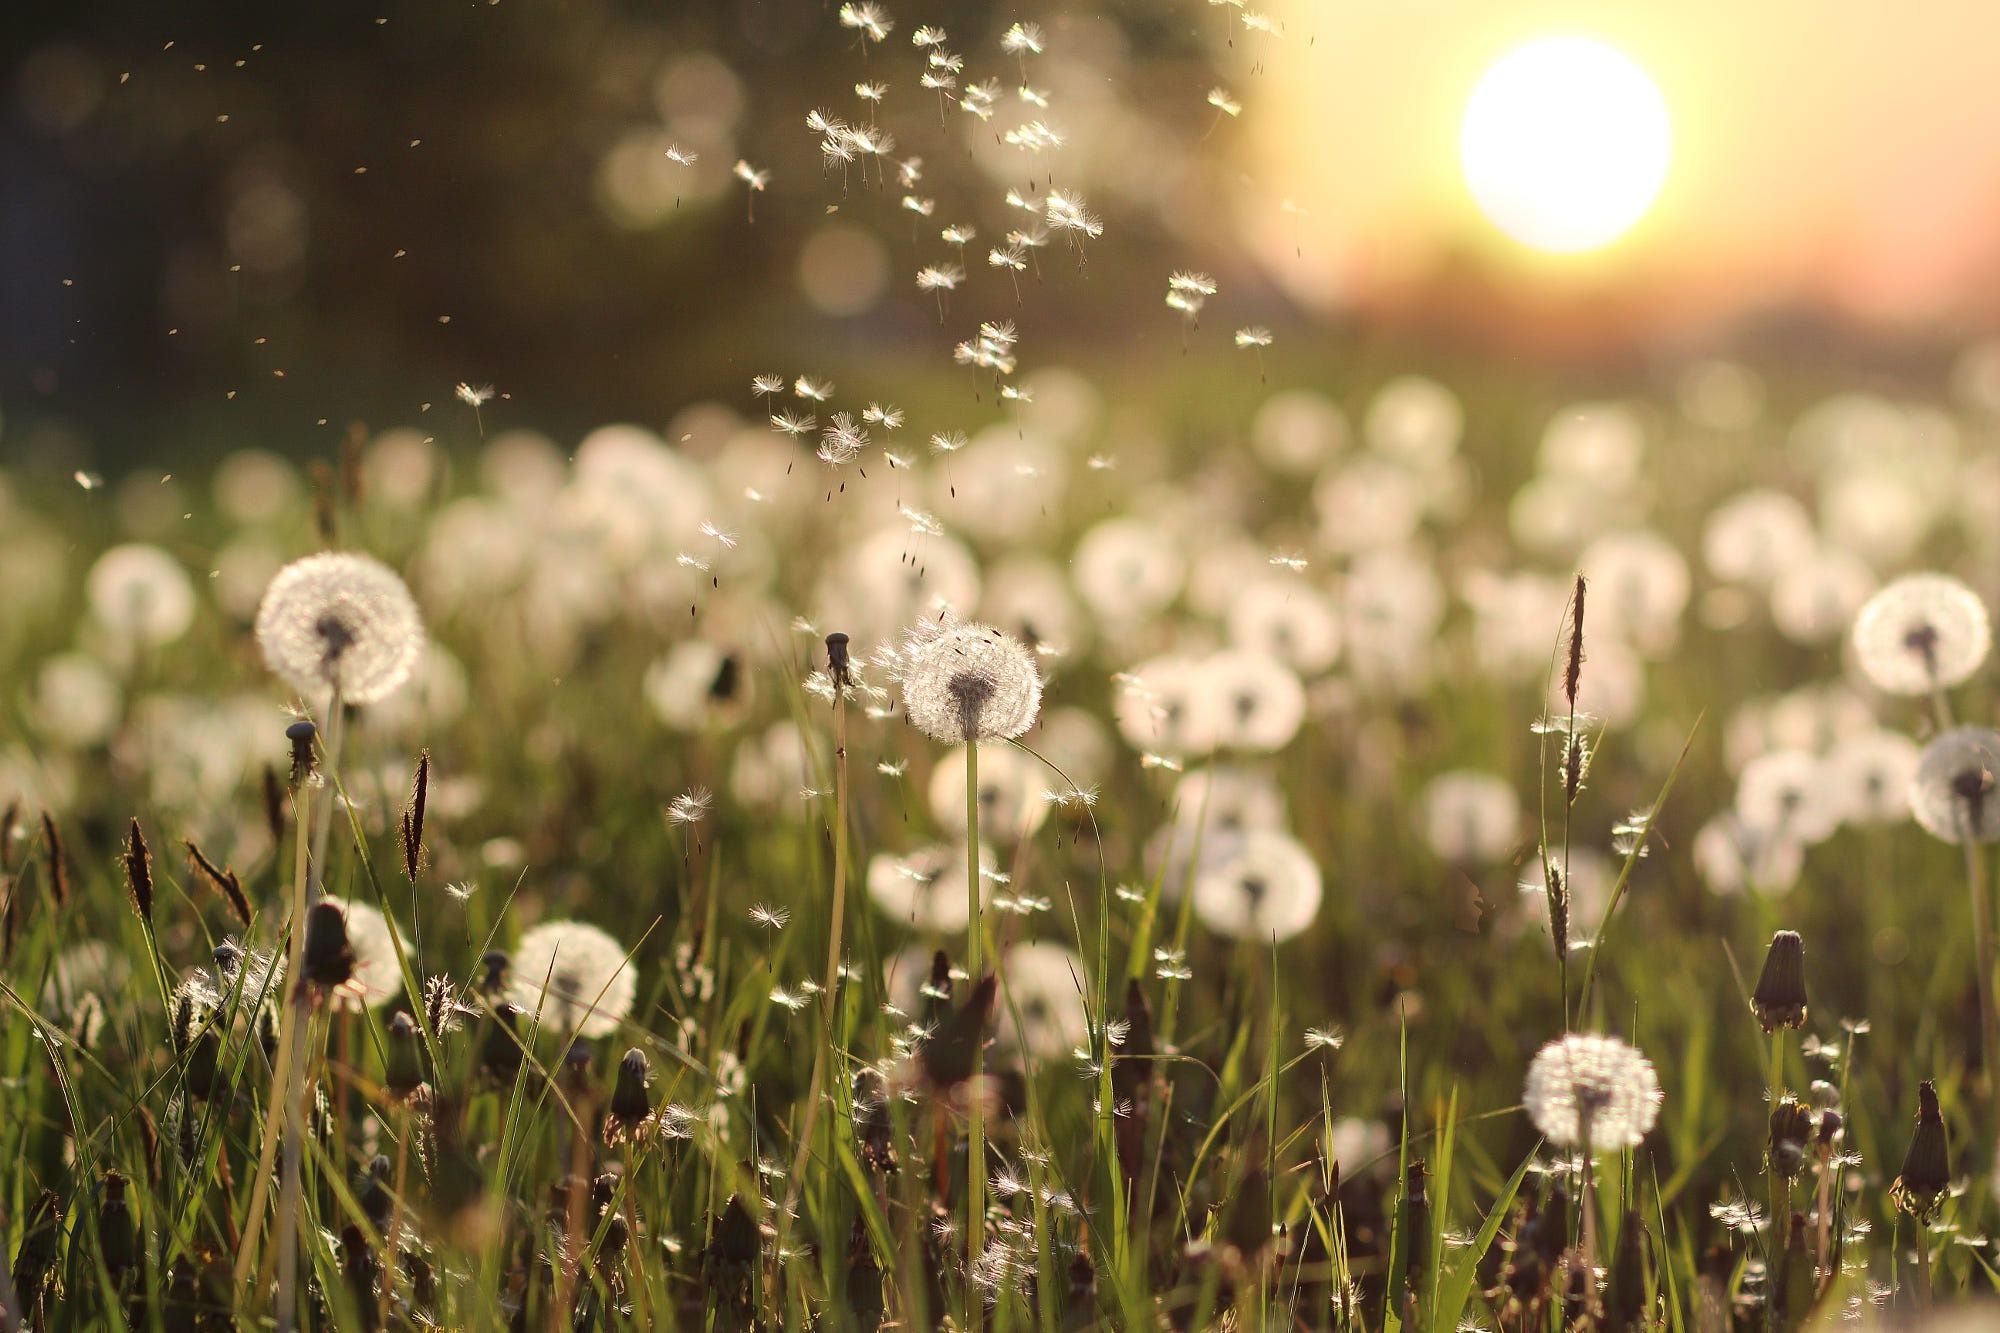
[[507, 920, 636, 1037], [324, 898, 405, 1012], [255, 552, 424, 705], [1911, 727, 2000, 845], [1751, 930, 1809, 1033], [1852, 573, 1990, 696], [896, 620, 1041, 743], [1522, 1033, 1662, 1154], [1893, 1081, 1951, 1222]]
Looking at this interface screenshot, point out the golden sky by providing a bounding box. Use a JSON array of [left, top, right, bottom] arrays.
[[1241, 0, 2000, 335]]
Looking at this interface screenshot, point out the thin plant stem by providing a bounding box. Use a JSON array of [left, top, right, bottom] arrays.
[[784, 690, 850, 1254], [965, 735, 985, 1328], [1915, 1222, 1932, 1311], [1964, 835, 1999, 1107], [278, 686, 346, 1329]]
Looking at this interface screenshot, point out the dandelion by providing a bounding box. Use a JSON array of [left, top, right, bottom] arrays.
[[1420, 770, 1522, 864], [507, 920, 636, 1037], [254, 552, 424, 705], [1000, 21, 1045, 56], [911, 24, 946, 46], [87, 544, 197, 648], [668, 787, 714, 826], [1304, 1025, 1345, 1052], [770, 410, 815, 438], [1736, 749, 1840, 845], [1522, 1033, 1662, 1153], [454, 382, 492, 408], [321, 898, 405, 1012], [896, 621, 1042, 744], [1852, 573, 1991, 696], [750, 904, 790, 930], [1207, 87, 1242, 117], [1190, 830, 1324, 941], [996, 942, 1089, 1060], [793, 375, 834, 402], [819, 412, 870, 466], [1911, 728, 2000, 844]]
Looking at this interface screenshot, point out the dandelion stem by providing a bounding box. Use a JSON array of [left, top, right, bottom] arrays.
[[1914, 1222, 1932, 1311], [784, 689, 850, 1259], [965, 735, 985, 1327], [277, 686, 345, 1329], [1964, 835, 1999, 1106]]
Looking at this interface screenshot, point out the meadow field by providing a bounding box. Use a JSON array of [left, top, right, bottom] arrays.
[[8, 3, 2000, 1331]]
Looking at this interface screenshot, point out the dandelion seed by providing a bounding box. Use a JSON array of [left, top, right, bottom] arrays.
[[901, 194, 935, 217], [855, 81, 888, 103], [770, 410, 815, 438], [667, 788, 713, 826], [664, 144, 699, 166], [794, 375, 834, 401], [1207, 87, 1242, 117], [734, 161, 771, 191], [750, 372, 785, 399], [750, 904, 790, 930], [1234, 326, 1272, 349], [819, 412, 870, 465], [444, 880, 477, 902], [1153, 948, 1193, 982], [455, 382, 494, 407], [838, 1, 892, 43], [912, 24, 947, 46], [862, 402, 905, 430], [1000, 22, 1045, 55], [1305, 1025, 1345, 1052], [916, 264, 964, 293]]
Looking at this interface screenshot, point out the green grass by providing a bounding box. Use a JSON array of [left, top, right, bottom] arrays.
[[0, 376, 1996, 1332]]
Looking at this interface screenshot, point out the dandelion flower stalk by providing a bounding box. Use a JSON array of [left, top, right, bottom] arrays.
[[785, 635, 854, 1246], [964, 729, 985, 1311], [278, 689, 345, 1327]]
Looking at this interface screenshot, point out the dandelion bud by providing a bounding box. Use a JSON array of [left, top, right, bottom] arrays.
[[122, 818, 153, 926], [1817, 1108, 1842, 1151], [358, 1154, 395, 1229], [478, 949, 510, 996], [562, 1037, 595, 1089], [98, 1170, 137, 1277], [826, 631, 853, 690], [919, 972, 997, 1092], [286, 719, 319, 789], [1891, 1080, 1950, 1223], [480, 1003, 525, 1083], [607, 1048, 653, 1141], [1751, 930, 1808, 1033], [300, 901, 357, 992], [896, 621, 1041, 743], [1767, 1097, 1813, 1180]]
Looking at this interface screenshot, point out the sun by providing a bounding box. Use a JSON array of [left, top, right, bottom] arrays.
[[1460, 36, 1671, 254]]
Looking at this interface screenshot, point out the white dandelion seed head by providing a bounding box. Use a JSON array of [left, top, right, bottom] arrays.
[[1522, 1033, 1662, 1154], [1702, 488, 1815, 588], [1225, 575, 1342, 675], [997, 941, 1089, 1061], [1202, 650, 1307, 753], [1851, 573, 1991, 696], [254, 552, 424, 705], [325, 898, 405, 1013], [1911, 727, 2000, 845], [896, 620, 1042, 743], [1825, 728, 1920, 827], [927, 743, 1052, 843], [1364, 374, 1462, 468], [1190, 829, 1324, 941], [507, 920, 637, 1037], [1419, 769, 1521, 864], [1735, 749, 1840, 845], [1692, 812, 1805, 898], [866, 843, 994, 933], [87, 543, 197, 647]]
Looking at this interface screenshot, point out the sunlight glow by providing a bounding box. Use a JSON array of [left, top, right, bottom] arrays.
[[1460, 36, 1671, 254]]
